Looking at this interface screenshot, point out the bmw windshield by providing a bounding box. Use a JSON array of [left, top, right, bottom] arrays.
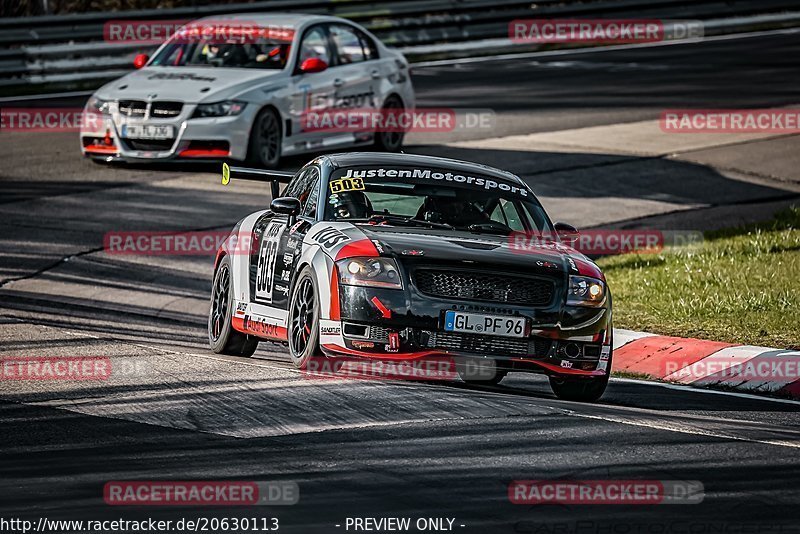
[[149, 23, 293, 69], [323, 166, 554, 235]]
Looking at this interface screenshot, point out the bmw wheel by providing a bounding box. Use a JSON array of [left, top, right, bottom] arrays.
[[248, 107, 282, 169], [373, 95, 405, 152], [209, 255, 259, 357], [287, 267, 320, 369]]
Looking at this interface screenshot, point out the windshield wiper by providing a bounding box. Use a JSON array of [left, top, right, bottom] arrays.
[[366, 214, 454, 230], [467, 223, 513, 236]]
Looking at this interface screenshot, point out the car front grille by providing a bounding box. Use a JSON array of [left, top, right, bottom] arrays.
[[413, 269, 554, 306], [342, 323, 390, 342], [122, 139, 175, 151], [118, 100, 147, 117], [118, 101, 183, 118], [366, 325, 390, 342], [151, 101, 183, 117], [424, 331, 552, 358]]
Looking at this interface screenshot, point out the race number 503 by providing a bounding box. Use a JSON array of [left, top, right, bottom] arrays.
[[329, 177, 365, 193], [255, 222, 284, 302]]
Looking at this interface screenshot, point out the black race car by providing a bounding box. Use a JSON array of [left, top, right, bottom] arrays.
[[210, 153, 613, 402]]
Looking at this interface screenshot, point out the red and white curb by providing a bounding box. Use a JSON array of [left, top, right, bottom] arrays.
[[612, 329, 800, 399]]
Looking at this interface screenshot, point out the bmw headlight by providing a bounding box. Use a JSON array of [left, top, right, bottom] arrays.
[[86, 96, 112, 114], [336, 257, 402, 289], [192, 101, 247, 118], [567, 275, 606, 307]]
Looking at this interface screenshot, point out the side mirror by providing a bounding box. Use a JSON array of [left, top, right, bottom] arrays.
[[271, 197, 302, 225], [554, 222, 579, 244], [133, 53, 149, 69], [299, 57, 328, 74]]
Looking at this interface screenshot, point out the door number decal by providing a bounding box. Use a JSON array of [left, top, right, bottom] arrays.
[[255, 221, 285, 303]]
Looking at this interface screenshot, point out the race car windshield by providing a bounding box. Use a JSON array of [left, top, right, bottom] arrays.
[[150, 36, 291, 69], [324, 167, 554, 235]]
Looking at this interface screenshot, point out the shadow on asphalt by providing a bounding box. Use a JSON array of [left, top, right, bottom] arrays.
[[451, 376, 800, 413], [1, 399, 799, 533]]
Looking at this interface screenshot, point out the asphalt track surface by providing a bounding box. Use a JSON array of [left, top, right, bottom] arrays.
[[2, 30, 800, 533]]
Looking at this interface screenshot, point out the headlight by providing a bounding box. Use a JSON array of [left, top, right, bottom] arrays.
[[567, 275, 606, 307], [336, 257, 402, 289], [86, 96, 112, 114], [192, 101, 247, 118]]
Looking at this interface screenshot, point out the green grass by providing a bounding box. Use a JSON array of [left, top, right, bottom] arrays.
[[598, 206, 800, 350]]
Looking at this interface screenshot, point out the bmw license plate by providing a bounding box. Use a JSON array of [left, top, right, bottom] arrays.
[[121, 124, 174, 140], [444, 311, 527, 338]]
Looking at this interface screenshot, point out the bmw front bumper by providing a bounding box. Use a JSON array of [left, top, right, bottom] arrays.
[[79, 104, 257, 162]]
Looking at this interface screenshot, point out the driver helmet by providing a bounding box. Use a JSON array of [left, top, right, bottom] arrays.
[[206, 42, 244, 65], [205, 44, 226, 60], [330, 191, 371, 219]]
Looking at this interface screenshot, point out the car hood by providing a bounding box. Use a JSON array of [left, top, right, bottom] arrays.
[[355, 225, 604, 280], [95, 66, 283, 103]]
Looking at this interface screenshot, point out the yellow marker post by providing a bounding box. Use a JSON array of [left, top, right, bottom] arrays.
[[222, 162, 230, 185]]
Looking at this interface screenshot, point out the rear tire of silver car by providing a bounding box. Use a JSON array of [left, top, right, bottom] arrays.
[[248, 107, 282, 169], [287, 266, 321, 369], [373, 95, 405, 152], [456, 358, 507, 386], [209, 256, 259, 357]]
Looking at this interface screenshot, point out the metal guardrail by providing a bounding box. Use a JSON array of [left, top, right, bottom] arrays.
[[1, 0, 799, 96]]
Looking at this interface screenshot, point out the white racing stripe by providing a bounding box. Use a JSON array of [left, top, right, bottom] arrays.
[[613, 329, 658, 350]]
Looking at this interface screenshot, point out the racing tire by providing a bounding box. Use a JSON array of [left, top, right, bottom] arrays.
[[549, 373, 609, 402], [373, 95, 405, 152], [287, 266, 321, 369], [550, 322, 613, 402], [455, 358, 508, 386], [208, 255, 259, 357], [550, 355, 611, 402], [248, 107, 282, 169]]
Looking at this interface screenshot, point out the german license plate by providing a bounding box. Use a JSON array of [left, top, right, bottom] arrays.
[[121, 124, 174, 140], [444, 311, 527, 338]]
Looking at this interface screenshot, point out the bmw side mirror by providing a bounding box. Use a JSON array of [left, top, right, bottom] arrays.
[[554, 222, 579, 244], [299, 57, 328, 74], [271, 197, 302, 226], [133, 53, 149, 69]]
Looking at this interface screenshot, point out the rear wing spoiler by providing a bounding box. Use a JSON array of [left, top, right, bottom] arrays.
[[221, 163, 294, 198]]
